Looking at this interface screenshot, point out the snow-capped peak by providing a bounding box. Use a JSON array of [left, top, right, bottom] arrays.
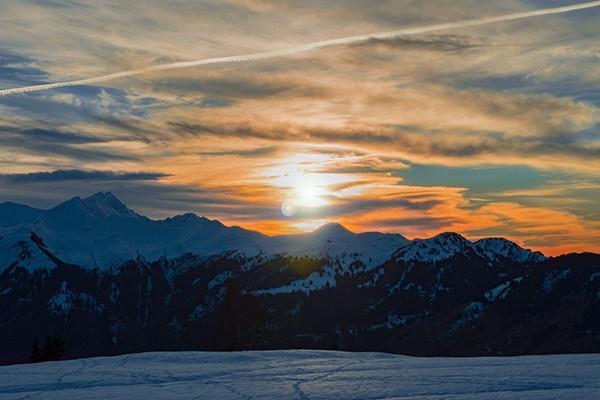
[[45, 192, 140, 222], [312, 223, 353, 238], [80, 192, 140, 218], [0, 232, 60, 272], [431, 232, 471, 245], [394, 233, 547, 264], [162, 213, 215, 226], [394, 232, 474, 262], [271, 223, 407, 269], [475, 238, 545, 263]]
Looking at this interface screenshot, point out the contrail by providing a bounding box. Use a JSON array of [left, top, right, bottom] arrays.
[[1, 0, 599, 96]]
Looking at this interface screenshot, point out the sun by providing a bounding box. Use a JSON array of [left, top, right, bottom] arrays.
[[262, 152, 349, 219], [295, 177, 328, 208], [280, 176, 328, 217]]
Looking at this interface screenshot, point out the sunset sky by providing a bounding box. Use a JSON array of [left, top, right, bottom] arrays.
[[0, 0, 599, 255]]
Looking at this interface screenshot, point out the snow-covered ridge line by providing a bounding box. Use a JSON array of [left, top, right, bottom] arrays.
[[0, 192, 544, 271], [393, 231, 545, 263]]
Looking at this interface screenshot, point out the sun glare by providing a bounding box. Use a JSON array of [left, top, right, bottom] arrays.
[[280, 176, 328, 217], [295, 177, 328, 208], [262, 151, 366, 220]]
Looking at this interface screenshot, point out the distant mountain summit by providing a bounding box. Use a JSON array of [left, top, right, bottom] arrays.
[[475, 237, 545, 263], [273, 222, 409, 268], [40, 192, 142, 231], [394, 232, 473, 262], [0, 192, 273, 269], [70, 191, 140, 218], [0, 192, 544, 270], [312, 222, 353, 237]]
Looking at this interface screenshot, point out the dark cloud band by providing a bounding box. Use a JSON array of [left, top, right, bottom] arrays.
[[0, 169, 169, 183]]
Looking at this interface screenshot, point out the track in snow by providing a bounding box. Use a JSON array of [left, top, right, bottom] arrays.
[[1, 350, 599, 399]]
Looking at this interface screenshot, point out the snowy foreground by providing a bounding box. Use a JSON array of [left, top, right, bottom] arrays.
[[1, 351, 599, 400]]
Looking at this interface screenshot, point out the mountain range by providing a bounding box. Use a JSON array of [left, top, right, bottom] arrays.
[[0, 192, 543, 270], [1, 192, 598, 364]]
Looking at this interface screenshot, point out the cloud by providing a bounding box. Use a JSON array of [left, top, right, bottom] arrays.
[[351, 34, 483, 52], [0, 169, 169, 183], [0, 125, 139, 162], [0, 49, 47, 86], [368, 216, 461, 231], [465, 202, 600, 255], [0, 125, 117, 144], [293, 197, 443, 220], [0, 85, 159, 127], [198, 146, 277, 158], [165, 94, 599, 171], [154, 77, 291, 99]]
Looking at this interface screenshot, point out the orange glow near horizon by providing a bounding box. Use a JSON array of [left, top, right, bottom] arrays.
[[0, 1, 598, 257], [195, 151, 599, 256]]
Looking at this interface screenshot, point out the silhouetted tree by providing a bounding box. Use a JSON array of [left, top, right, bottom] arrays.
[[30, 339, 41, 363], [43, 335, 66, 361], [30, 335, 66, 362], [221, 279, 242, 350], [214, 278, 266, 351]]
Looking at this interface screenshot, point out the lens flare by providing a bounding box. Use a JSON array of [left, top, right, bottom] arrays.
[[281, 199, 298, 217]]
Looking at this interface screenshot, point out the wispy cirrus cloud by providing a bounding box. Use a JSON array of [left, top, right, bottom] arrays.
[[4, 1, 600, 96], [163, 81, 599, 171]]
